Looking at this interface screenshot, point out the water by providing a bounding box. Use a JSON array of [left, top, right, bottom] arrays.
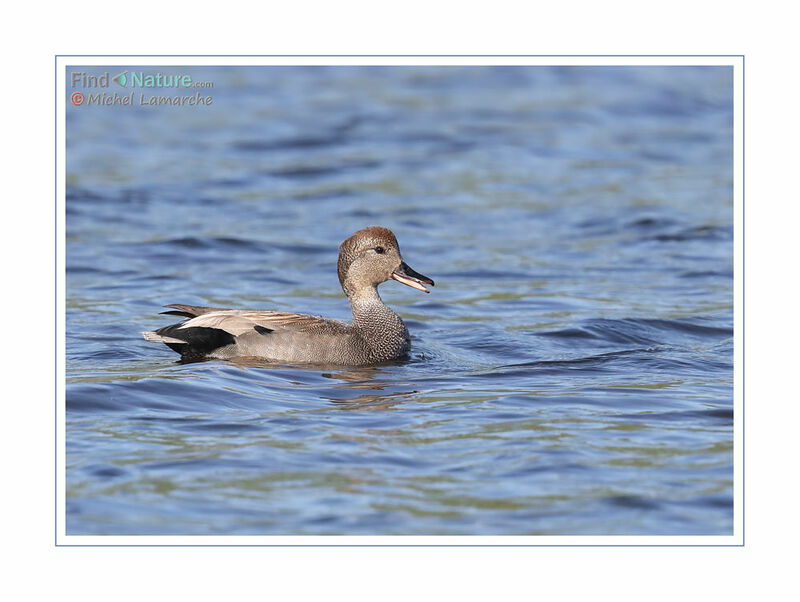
[[65, 66, 733, 535]]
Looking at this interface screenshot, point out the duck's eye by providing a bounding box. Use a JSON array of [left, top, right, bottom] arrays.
[[374, 246, 385, 254]]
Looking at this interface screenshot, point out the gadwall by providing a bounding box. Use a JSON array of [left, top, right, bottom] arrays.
[[141, 226, 434, 365]]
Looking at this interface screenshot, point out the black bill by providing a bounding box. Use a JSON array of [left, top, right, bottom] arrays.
[[391, 261, 435, 293]]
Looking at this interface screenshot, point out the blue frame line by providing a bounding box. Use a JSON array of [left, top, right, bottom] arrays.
[[56, 54, 744, 547]]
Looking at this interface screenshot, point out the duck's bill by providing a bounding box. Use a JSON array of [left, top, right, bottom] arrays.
[[392, 261, 435, 293]]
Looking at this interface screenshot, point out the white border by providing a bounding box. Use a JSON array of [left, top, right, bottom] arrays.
[[56, 55, 743, 546], [57, 55, 740, 66]]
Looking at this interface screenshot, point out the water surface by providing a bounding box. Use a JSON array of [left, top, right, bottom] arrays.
[[65, 66, 733, 535]]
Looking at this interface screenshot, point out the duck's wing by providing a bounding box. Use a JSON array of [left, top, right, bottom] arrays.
[[142, 305, 351, 359], [171, 308, 350, 336], [160, 304, 229, 318]]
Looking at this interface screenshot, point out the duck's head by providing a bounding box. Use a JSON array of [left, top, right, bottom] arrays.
[[337, 226, 435, 297]]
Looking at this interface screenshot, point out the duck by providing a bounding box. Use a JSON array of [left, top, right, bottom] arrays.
[[141, 226, 435, 366]]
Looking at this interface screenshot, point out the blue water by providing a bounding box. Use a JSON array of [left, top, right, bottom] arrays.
[[65, 66, 733, 535]]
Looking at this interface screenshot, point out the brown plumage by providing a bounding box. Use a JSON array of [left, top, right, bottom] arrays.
[[141, 226, 435, 366]]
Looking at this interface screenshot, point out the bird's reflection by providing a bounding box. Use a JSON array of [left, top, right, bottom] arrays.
[[223, 356, 419, 410], [325, 388, 421, 411]]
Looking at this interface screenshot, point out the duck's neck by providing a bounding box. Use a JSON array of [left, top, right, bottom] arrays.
[[348, 286, 404, 332]]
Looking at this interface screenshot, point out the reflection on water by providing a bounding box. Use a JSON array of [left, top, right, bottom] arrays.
[[65, 65, 733, 535], [227, 359, 416, 408]]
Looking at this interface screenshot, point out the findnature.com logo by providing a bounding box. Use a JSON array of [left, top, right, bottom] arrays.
[[69, 70, 215, 107]]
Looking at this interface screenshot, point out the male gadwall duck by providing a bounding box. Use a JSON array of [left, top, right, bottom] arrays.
[[142, 226, 434, 365]]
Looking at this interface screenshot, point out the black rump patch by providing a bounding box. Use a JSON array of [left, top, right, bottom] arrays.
[[155, 323, 236, 358], [254, 325, 274, 335]]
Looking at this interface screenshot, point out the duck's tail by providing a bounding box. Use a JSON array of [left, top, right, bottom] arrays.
[[142, 322, 236, 359], [141, 330, 186, 344]]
